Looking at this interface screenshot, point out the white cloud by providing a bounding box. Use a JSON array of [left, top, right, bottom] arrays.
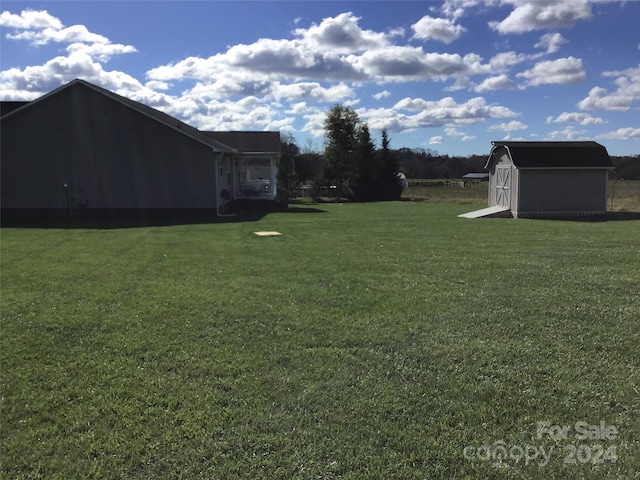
[[474, 74, 516, 92], [0, 52, 143, 99], [578, 86, 632, 111], [393, 96, 517, 124], [293, 12, 390, 53], [489, 51, 529, 71], [387, 27, 405, 38], [546, 112, 605, 125], [66, 42, 137, 62], [353, 48, 490, 82], [286, 102, 310, 115], [441, 0, 482, 20], [488, 120, 528, 132], [445, 127, 464, 136], [272, 82, 354, 103], [0, 9, 136, 59], [6, 24, 109, 46], [429, 136, 443, 144], [145, 80, 171, 91], [411, 15, 466, 44], [444, 128, 475, 142], [146, 56, 217, 82], [0, 9, 62, 30], [546, 126, 589, 141], [597, 127, 640, 140], [489, 0, 593, 34], [578, 64, 640, 111], [517, 56, 585, 86], [227, 39, 359, 81], [0, 8, 138, 98], [145, 13, 493, 88], [535, 33, 567, 54], [158, 93, 293, 133], [373, 90, 391, 100], [184, 77, 273, 100], [300, 109, 329, 137], [350, 95, 517, 136]]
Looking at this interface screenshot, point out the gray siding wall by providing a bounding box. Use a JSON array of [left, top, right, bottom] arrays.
[[516, 169, 608, 213], [1, 85, 217, 210]]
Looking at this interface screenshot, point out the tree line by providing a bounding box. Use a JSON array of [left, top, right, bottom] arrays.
[[278, 104, 640, 200], [611, 156, 640, 180], [278, 105, 403, 202]]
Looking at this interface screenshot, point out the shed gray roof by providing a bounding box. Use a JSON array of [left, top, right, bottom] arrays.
[[488, 141, 613, 169]]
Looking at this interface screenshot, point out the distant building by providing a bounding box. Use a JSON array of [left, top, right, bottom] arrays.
[[461, 172, 489, 186], [484, 141, 614, 218], [1, 79, 280, 221]]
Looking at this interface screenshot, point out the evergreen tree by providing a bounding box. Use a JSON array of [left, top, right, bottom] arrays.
[[352, 123, 379, 201], [378, 129, 404, 200]]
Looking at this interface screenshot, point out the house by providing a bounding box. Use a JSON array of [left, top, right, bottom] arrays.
[[1, 79, 280, 220], [483, 141, 614, 218]]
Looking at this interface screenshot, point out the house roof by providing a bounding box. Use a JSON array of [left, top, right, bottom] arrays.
[[1, 101, 30, 117], [462, 173, 489, 180], [202, 131, 280, 155], [1, 79, 236, 154], [487, 141, 613, 169]]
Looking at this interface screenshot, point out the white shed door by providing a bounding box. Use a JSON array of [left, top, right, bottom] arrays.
[[495, 166, 511, 208]]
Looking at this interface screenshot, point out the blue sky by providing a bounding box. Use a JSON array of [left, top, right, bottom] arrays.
[[1, 0, 639, 156]]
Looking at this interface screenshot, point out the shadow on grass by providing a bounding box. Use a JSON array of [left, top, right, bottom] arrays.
[[1, 206, 328, 229], [522, 211, 640, 222], [0, 210, 267, 229], [283, 206, 328, 214]]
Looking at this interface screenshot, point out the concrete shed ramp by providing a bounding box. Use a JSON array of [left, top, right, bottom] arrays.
[[458, 206, 510, 218]]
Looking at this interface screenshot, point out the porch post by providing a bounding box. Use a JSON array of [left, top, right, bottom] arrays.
[[271, 155, 277, 198]]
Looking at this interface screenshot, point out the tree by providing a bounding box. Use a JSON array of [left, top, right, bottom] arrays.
[[351, 123, 379, 201], [378, 129, 404, 200], [612, 155, 640, 179], [295, 152, 324, 185], [323, 104, 360, 199], [278, 134, 299, 193]]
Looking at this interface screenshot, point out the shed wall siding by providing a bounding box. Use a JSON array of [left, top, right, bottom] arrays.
[[1, 84, 218, 210], [516, 169, 607, 213]]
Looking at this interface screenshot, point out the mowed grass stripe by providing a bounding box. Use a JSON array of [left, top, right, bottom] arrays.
[[1, 201, 638, 479]]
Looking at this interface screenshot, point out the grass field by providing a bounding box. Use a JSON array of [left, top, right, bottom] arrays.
[[1, 195, 639, 478]]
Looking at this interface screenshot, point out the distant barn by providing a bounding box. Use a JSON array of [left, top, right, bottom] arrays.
[[483, 141, 614, 218]]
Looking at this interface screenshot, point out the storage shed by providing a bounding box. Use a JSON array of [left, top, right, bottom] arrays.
[[484, 141, 614, 218]]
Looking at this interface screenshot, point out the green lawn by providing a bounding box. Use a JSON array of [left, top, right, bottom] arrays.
[[1, 201, 639, 479]]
